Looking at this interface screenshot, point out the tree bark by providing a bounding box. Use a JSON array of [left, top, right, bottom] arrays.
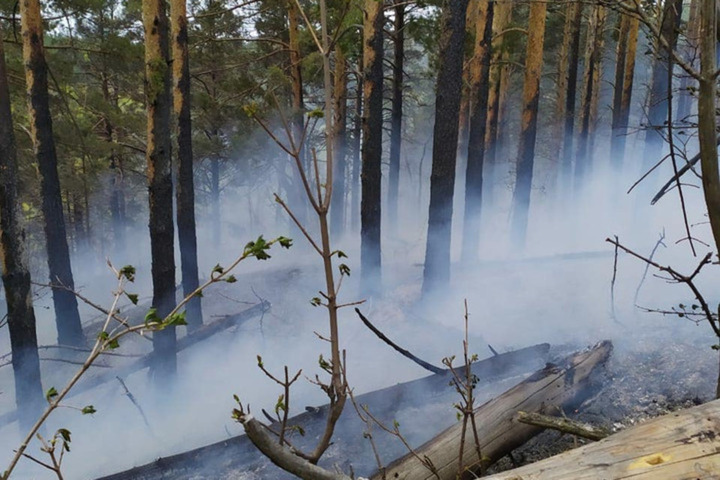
[[421, 0, 469, 296], [371, 341, 613, 480], [461, 0, 494, 263], [287, 0, 307, 228], [676, 0, 700, 124], [388, 0, 405, 236], [510, 0, 547, 249], [574, 3, 607, 193], [351, 65, 362, 234], [484, 1, 513, 205], [642, 0, 683, 178], [331, 45, 347, 239], [560, 0, 583, 192], [360, 0, 383, 294], [20, 0, 85, 348], [610, 13, 639, 169], [142, 0, 177, 382], [171, 0, 202, 332], [0, 31, 44, 432], [484, 397, 720, 479]]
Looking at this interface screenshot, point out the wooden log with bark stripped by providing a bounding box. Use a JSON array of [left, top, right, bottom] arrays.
[[371, 341, 613, 480], [484, 397, 720, 479]]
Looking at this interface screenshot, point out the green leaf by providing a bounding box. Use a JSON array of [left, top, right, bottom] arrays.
[[145, 308, 159, 325], [125, 293, 139, 305], [225, 275, 237, 284], [256, 355, 264, 368], [212, 264, 224, 275], [334, 250, 347, 258], [712, 344, 720, 351], [194, 290, 204, 298], [310, 297, 322, 307], [166, 311, 188, 327], [46, 387, 58, 403], [107, 338, 120, 349], [278, 236, 293, 249], [81, 405, 97, 415], [307, 108, 324, 118], [57, 428, 71, 443], [119, 265, 136, 282], [275, 394, 286, 414], [97, 331, 109, 341], [339, 264, 351, 276]]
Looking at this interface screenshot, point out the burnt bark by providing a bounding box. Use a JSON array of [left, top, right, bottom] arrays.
[[171, 0, 202, 332], [560, 0, 583, 191], [510, 0, 547, 248], [0, 32, 44, 432], [360, 0, 383, 294], [330, 45, 347, 239], [351, 66, 362, 234], [461, 0, 494, 263], [20, 0, 85, 348], [143, 0, 177, 381], [421, 0, 469, 296], [642, 0, 683, 177], [387, 0, 405, 235], [610, 14, 640, 169]]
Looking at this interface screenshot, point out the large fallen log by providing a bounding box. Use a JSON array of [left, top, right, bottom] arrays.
[[0, 302, 269, 428], [96, 343, 551, 480], [483, 397, 720, 479], [371, 341, 613, 480]]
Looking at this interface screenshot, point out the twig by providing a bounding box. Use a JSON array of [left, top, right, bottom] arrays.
[[633, 230, 666, 305], [515, 411, 609, 441], [355, 308, 444, 374], [610, 235, 620, 324], [115, 377, 153, 433]]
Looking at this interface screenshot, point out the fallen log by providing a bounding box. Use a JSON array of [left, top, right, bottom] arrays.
[[0, 301, 269, 428], [371, 341, 613, 480], [95, 343, 550, 479], [484, 397, 720, 479]]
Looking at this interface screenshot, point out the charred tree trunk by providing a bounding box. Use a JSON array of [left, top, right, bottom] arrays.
[[101, 72, 126, 259], [171, 0, 202, 332], [351, 66, 362, 234], [510, 0, 547, 249], [461, 0, 494, 263], [560, 0, 583, 192], [574, 3, 607, 193], [642, 0, 683, 178], [331, 45, 347, 239], [20, 0, 85, 348], [388, 0, 405, 235], [0, 32, 44, 432], [143, 0, 177, 382], [484, 1, 512, 205], [421, 0, 469, 296], [360, 0, 383, 294], [676, 0, 700, 124], [610, 13, 640, 169]]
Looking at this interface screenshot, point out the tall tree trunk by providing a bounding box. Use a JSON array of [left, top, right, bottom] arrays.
[[0, 32, 44, 432], [642, 0, 684, 178], [387, 0, 405, 236], [421, 0, 469, 296], [461, 0, 494, 263], [171, 0, 202, 332], [574, 3, 606, 192], [610, 13, 639, 169], [20, 0, 85, 347], [351, 67, 362, 233], [360, 0, 383, 294], [143, 0, 177, 382], [101, 70, 126, 259], [510, 0, 547, 248], [676, 0, 700, 124], [331, 45, 347, 239], [287, 0, 307, 228], [552, 0, 574, 167], [560, 0, 583, 192], [484, 1, 512, 205]]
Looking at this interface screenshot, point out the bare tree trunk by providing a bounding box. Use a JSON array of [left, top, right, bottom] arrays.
[[574, 3, 606, 193], [610, 13, 639, 168], [510, 0, 547, 249], [331, 45, 347, 239], [0, 32, 44, 432], [287, 0, 307, 227], [387, 0, 405, 236], [421, 0, 469, 296], [676, 0, 700, 124], [484, 1, 512, 205], [20, 0, 85, 348], [143, 0, 177, 382], [171, 0, 202, 332], [559, 0, 583, 192], [360, 0, 383, 294], [461, 0, 494, 263], [351, 66, 362, 234], [642, 0, 684, 177]]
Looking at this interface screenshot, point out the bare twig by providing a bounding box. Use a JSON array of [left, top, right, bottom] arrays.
[[515, 411, 609, 441]]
